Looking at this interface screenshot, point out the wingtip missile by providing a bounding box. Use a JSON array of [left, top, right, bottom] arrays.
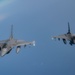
[[32, 41, 35, 46]]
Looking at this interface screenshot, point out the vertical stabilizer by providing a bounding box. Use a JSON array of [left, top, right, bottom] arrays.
[[67, 22, 71, 34], [10, 25, 13, 39]]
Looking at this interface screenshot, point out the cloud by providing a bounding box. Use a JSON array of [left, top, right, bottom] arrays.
[[0, 0, 14, 8], [0, 0, 15, 21], [0, 14, 9, 21]]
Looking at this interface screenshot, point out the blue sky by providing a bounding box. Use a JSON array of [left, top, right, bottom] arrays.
[[0, 0, 75, 75]]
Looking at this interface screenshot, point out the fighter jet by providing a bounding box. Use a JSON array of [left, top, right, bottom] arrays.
[[0, 25, 35, 57], [52, 22, 75, 45]]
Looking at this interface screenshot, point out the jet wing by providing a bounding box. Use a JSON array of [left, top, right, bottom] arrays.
[[14, 40, 35, 53], [15, 40, 35, 47], [52, 34, 69, 40]]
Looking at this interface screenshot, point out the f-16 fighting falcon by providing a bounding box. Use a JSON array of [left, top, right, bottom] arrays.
[[52, 22, 75, 45], [0, 25, 35, 57]]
